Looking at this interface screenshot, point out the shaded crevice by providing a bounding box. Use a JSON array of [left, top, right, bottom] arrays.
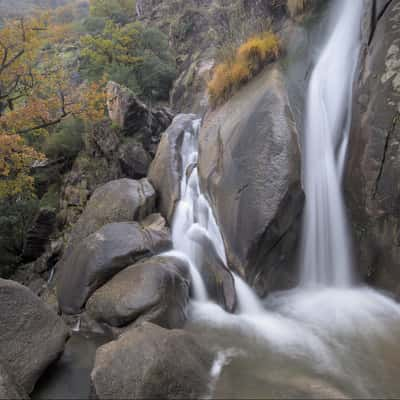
[[373, 114, 399, 198], [369, 0, 394, 45]]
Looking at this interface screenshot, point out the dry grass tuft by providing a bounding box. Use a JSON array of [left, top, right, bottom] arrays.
[[208, 32, 280, 106]]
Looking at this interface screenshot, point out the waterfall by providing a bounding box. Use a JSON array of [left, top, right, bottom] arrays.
[[170, 3, 400, 398], [164, 119, 231, 303], [300, 0, 364, 287]]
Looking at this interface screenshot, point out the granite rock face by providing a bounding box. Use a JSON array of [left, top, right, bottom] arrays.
[[345, 0, 400, 295], [0, 279, 69, 393], [199, 66, 304, 296]]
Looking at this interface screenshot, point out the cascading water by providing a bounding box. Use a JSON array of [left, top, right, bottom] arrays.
[[166, 1, 400, 398], [300, 0, 363, 287]]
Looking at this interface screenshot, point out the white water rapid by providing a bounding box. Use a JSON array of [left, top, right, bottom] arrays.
[[165, 1, 400, 398]]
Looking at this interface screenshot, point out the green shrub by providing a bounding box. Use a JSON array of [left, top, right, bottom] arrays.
[[106, 63, 141, 94], [136, 54, 177, 101], [40, 184, 61, 211], [44, 117, 85, 161], [81, 16, 106, 33], [0, 195, 39, 277], [80, 22, 176, 101]]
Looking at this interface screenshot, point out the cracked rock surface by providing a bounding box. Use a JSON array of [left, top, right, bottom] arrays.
[[345, 0, 400, 294]]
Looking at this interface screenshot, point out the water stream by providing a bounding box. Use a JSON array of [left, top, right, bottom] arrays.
[[165, 1, 400, 398], [300, 0, 362, 287]]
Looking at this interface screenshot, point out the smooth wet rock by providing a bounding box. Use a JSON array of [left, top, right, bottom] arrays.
[[0, 279, 69, 393], [189, 227, 236, 312], [86, 256, 190, 328], [345, 0, 400, 295], [91, 323, 213, 399], [148, 114, 198, 222], [0, 362, 29, 400], [68, 178, 156, 246], [199, 66, 304, 296], [57, 222, 171, 315]]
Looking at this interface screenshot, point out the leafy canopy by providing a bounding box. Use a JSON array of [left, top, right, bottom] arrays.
[[0, 13, 105, 198], [80, 20, 176, 101], [89, 0, 137, 24]]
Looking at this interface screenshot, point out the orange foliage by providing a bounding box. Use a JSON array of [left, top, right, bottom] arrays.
[[208, 32, 280, 106], [0, 13, 106, 198]]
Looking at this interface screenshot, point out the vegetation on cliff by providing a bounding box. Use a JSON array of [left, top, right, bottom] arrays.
[[0, 0, 176, 276], [208, 32, 280, 106]]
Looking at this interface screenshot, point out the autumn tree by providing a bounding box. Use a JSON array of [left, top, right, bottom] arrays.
[[0, 14, 105, 198]]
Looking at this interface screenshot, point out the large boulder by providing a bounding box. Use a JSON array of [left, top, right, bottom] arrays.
[[148, 114, 198, 222], [345, 0, 400, 294], [118, 139, 152, 179], [0, 279, 69, 393], [91, 323, 213, 399], [198, 66, 304, 296], [68, 178, 156, 246], [0, 362, 28, 400], [86, 256, 190, 329], [106, 81, 173, 145], [57, 222, 171, 314]]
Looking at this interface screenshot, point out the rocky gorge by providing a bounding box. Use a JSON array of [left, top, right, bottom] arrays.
[[2, 0, 400, 399]]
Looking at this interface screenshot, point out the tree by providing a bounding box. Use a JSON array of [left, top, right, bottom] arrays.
[[80, 21, 176, 101], [89, 0, 137, 24], [0, 14, 105, 198], [81, 20, 142, 66]]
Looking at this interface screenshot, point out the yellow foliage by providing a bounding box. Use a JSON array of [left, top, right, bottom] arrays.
[[230, 60, 250, 86], [208, 32, 280, 106], [237, 32, 280, 65], [0, 13, 107, 198]]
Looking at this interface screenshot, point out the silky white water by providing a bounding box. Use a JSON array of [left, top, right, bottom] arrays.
[[165, 1, 400, 398], [300, 0, 363, 287]]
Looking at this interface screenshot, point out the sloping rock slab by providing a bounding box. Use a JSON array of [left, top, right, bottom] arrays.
[[199, 65, 304, 296]]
